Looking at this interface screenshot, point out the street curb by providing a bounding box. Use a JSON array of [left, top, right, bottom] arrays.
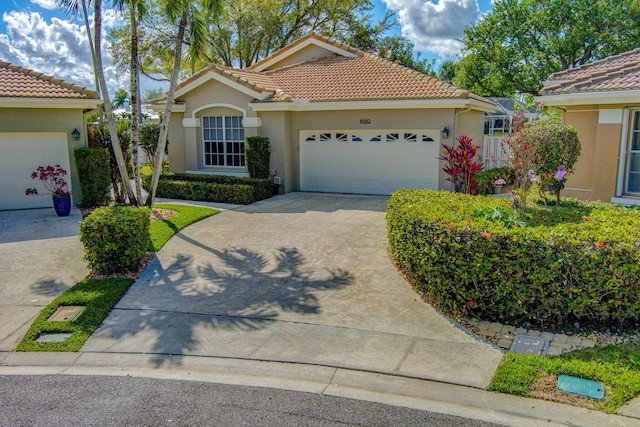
[[0, 351, 635, 427]]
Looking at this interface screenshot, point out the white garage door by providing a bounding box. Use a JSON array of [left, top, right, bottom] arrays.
[[0, 133, 71, 210], [300, 130, 440, 195]]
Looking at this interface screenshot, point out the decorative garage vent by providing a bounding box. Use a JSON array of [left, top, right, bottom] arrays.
[[304, 131, 437, 144]]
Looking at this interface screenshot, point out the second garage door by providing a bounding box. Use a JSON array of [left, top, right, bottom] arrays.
[[300, 130, 440, 195]]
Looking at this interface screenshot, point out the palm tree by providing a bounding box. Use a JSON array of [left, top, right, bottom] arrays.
[[146, 0, 224, 206], [112, 88, 129, 109], [58, 0, 137, 204], [114, 0, 148, 203]]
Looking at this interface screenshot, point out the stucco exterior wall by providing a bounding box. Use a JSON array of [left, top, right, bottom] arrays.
[[0, 107, 88, 204], [561, 107, 626, 202]]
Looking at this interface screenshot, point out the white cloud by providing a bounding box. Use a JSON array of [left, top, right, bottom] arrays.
[[383, 0, 480, 58], [0, 11, 125, 91], [30, 0, 58, 10]]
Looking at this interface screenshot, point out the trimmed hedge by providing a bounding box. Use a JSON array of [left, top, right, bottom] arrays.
[[80, 205, 151, 274], [245, 136, 271, 179], [145, 172, 271, 204], [386, 189, 640, 328], [74, 147, 111, 207]]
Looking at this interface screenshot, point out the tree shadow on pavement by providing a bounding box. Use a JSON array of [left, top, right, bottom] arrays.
[[90, 232, 353, 366]]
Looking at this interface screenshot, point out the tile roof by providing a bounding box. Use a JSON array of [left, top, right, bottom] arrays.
[[540, 49, 640, 95], [0, 61, 99, 99], [173, 33, 490, 105]]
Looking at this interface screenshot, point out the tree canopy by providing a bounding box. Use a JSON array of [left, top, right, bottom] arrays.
[[108, 0, 435, 81], [454, 0, 640, 96]]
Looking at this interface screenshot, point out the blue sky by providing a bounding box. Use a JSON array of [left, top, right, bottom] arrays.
[[0, 0, 494, 94]]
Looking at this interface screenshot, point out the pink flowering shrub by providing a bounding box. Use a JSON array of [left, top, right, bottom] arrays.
[[25, 165, 69, 197]]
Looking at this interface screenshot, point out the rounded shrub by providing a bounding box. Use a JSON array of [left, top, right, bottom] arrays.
[[80, 205, 151, 274], [387, 189, 640, 329]]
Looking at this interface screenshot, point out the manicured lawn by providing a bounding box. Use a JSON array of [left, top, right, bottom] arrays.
[[489, 342, 640, 413], [150, 203, 218, 251], [17, 203, 218, 352]]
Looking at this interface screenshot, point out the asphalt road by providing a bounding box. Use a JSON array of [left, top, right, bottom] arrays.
[[0, 375, 502, 426]]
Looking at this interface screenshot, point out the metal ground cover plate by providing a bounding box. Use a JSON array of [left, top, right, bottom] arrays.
[[509, 334, 550, 356], [35, 333, 72, 343], [48, 305, 85, 322], [558, 375, 605, 400]]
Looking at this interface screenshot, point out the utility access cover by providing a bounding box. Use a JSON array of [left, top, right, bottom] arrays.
[[48, 305, 85, 322], [558, 375, 605, 400], [35, 333, 72, 343], [509, 335, 550, 356]]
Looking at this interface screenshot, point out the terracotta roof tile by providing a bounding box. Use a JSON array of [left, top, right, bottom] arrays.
[[0, 61, 99, 99], [541, 49, 640, 95], [174, 33, 492, 107]]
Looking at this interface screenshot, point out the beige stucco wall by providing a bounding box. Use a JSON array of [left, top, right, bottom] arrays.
[[0, 107, 89, 204], [561, 106, 627, 202], [263, 45, 335, 70]]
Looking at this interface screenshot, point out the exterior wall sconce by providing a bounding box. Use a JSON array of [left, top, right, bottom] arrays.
[[441, 126, 450, 140], [71, 128, 81, 141]]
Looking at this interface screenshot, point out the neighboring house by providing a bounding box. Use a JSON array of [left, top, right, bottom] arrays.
[[154, 33, 495, 195], [538, 49, 640, 205], [0, 61, 100, 210]]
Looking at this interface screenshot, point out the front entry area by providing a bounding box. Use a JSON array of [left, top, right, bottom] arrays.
[[299, 130, 440, 195]]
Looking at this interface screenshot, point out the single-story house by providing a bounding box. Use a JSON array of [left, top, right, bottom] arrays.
[[154, 33, 496, 195], [538, 48, 640, 205], [0, 61, 101, 210]]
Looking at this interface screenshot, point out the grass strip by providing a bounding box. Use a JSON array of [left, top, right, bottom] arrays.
[[17, 202, 219, 352], [149, 203, 218, 251], [488, 342, 640, 413], [16, 278, 134, 352]]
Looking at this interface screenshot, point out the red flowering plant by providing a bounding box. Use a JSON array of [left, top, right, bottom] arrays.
[[439, 135, 483, 194], [25, 165, 70, 197]]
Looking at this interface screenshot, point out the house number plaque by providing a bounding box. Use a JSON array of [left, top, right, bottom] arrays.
[[360, 119, 371, 124]]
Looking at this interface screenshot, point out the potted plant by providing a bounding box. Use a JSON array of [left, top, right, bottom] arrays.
[[492, 178, 507, 194], [25, 165, 72, 216]]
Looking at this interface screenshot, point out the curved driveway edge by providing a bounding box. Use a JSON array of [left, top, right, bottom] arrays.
[[81, 193, 504, 389]]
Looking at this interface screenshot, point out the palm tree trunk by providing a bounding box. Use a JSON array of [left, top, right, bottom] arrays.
[[130, 7, 143, 203], [146, 8, 188, 206], [91, 0, 137, 205]]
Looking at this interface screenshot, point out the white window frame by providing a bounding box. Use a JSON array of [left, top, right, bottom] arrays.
[[622, 109, 640, 196], [202, 115, 245, 168]]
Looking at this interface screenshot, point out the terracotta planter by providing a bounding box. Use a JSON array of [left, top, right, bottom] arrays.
[[52, 194, 71, 217]]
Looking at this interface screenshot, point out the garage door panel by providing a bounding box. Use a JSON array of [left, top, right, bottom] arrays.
[[300, 130, 439, 195], [0, 133, 70, 210]]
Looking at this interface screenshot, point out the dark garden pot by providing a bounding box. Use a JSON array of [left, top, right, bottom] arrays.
[[52, 194, 71, 217]]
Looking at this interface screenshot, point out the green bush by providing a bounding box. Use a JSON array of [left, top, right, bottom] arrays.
[[386, 189, 640, 329], [245, 136, 271, 179], [155, 179, 254, 204], [145, 172, 271, 204], [74, 148, 112, 207], [80, 205, 151, 274], [476, 166, 515, 195]]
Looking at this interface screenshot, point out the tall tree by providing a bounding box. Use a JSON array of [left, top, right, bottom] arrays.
[[58, 0, 137, 204], [455, 0, 640, 96], [146, 0, 224, 206]]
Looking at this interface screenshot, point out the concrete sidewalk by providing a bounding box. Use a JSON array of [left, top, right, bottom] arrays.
[[81, 193, 503, 389]]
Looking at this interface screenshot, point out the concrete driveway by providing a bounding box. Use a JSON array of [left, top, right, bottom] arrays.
[[0, 208, 88, 351], [83, 193, 504, 389]]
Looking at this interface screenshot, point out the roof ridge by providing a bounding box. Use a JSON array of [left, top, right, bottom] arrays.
[[0, 60, 98, 99]]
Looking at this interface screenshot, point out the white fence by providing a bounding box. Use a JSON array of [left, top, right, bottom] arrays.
[[482, 136, 510, 170]]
